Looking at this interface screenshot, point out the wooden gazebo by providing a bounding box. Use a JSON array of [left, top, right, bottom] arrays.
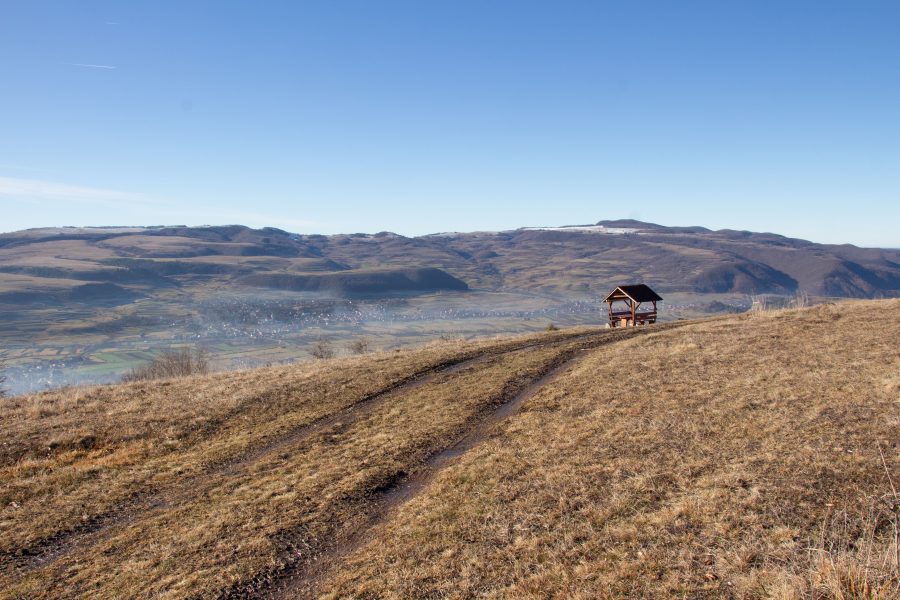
[[604, 284, 662, 327]]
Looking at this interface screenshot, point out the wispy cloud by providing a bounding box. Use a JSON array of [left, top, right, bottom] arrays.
[[0, 176, 159, 207], [104, 21, 119, 25], [64, 63, 117, 70], [0, 176, 324, 233]]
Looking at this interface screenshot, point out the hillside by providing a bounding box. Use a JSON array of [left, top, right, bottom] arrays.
[[1, 300, 897, 598], [2, 222, 899, 301], [237, 267, 469, 295]]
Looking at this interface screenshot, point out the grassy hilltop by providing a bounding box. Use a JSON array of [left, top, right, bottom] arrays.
[[0, 299, 898, 598]]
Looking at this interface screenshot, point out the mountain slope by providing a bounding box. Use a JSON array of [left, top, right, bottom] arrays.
[[1, 222, 898, 302]]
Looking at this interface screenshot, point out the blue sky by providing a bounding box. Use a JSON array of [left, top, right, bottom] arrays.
[[1, 1, 898, 246]]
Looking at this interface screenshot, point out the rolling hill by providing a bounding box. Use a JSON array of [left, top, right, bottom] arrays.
[[1, 221, 898, 302], [0, 300, 897, 598]]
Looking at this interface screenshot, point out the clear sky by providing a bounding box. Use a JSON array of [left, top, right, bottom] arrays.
[[1, 1, 898, 246]]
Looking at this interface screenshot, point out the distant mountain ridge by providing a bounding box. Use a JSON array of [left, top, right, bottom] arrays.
[[1, 220, 899, 302]]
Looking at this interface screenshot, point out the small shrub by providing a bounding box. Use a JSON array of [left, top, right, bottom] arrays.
[[348, 337, 371, 355], [545, 323, 559, 332], [310, 337, 335, 360], [122, 347, 210, 383]]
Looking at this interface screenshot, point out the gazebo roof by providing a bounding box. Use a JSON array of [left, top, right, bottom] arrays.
[[604, 284, 663, 303]]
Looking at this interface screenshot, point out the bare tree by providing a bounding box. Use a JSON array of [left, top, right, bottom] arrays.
[[310, 337, 335, 360], [348, 337, 371, 355]]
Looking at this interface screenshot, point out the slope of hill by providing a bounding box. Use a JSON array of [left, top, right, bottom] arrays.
[[1, 300, 897, 598], [238, 267, 468, 295]]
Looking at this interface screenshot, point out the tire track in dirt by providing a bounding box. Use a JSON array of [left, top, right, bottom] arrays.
[[222, 324, 681, 599], [0, 329, 605, 575]]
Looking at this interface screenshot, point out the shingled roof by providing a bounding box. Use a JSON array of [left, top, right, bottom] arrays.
[[604, 284, 663, 303]]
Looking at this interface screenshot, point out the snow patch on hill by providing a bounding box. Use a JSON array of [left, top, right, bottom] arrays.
[[522, 225, 639, 235]]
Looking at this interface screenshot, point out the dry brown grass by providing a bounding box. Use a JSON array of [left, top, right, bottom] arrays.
[[0, 326, 602, 598], [0, 301, 897, 599], [321, 300, 899, 599]]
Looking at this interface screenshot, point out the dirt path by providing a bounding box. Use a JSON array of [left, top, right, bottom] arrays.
[[0, 350, 500, 574], [221, 326, 673, 599], [0, 329, 608, 575]]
